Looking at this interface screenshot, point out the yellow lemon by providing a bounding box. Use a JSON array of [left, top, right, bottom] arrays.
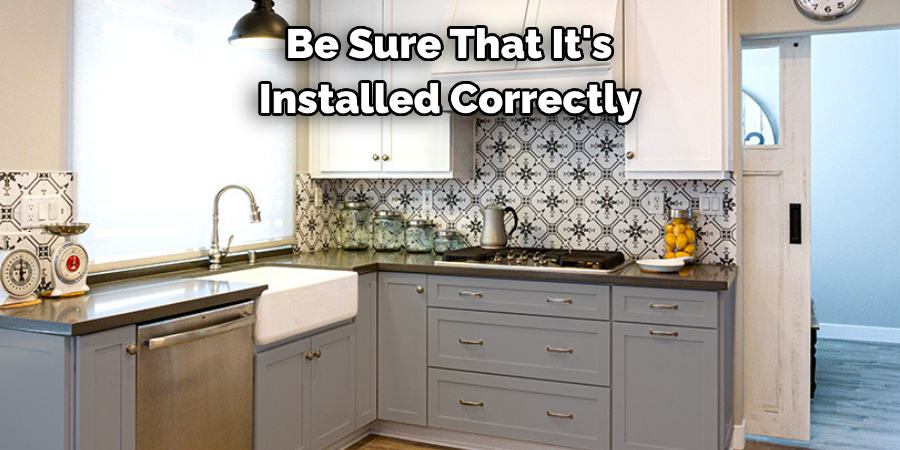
[[676, 234, 688, 250], [685, 228, 696, 243], [675, 223, 686, 234], [684, 244, 695, 255], [665, 233, 676, 246], [666, 243, 674, 252], [675, 251, 691, 258], [664, 252, 676, 259], [665, 223, 674, 233]]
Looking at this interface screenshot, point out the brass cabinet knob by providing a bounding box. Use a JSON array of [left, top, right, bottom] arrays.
[[126, 344, 137, 355], [305, 352, 314, 360], [626, 151, 635, 160], [382, 154, 390, 161], [372, 154, 381, 161], [313, 350, 322, 358], [416, 286, 424, 294]]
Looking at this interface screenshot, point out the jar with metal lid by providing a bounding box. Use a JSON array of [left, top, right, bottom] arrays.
[[434, 230, 466, 254], [404, 219, 435, 253], [372, 211, 404, 252], [663, 209, 696, 259], [339, 202, 371, 251]]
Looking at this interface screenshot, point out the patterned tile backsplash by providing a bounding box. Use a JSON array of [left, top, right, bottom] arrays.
[[295, 114, 737, 265], [0, 172, 76, 292]]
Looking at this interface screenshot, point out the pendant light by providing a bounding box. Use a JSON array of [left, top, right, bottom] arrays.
[[229, 0, 289, 49]]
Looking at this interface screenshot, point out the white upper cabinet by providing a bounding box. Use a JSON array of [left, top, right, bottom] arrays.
[[431, 0, 621, 87], [623, 0, 733, 180], [310, 0, 474, 179]]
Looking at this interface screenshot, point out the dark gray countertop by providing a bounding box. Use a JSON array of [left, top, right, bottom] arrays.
[[0, 280, 267, 336], [266, 249, 737, 291], [0, 248, 735, 337]]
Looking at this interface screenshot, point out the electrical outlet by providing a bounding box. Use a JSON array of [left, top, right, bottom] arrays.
[[422, 189, 434, 214], [699, 193, 725, 216], [643, 193, 665, 214], [314, 186, 323, 208], [19, 195, 62, 227]]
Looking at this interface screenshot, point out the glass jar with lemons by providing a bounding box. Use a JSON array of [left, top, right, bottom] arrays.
[[663, 209, 696, 259]]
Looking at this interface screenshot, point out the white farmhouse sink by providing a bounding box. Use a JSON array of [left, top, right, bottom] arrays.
[[198, 266, 357, 345]]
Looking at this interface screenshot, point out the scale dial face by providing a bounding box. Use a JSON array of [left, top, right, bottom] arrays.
[[795, 0, 863, 21], [55, 242, 89, 284], [2, 249, 41, 298]]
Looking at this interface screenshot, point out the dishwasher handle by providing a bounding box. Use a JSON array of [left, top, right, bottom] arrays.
[[146, 314, 256, 351]]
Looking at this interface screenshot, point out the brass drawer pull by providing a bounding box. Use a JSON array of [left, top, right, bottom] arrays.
[[649, 329, 679, 337], [459, 400, 484, 407], [546, 346, 574, 354], [313, 350, 322, 358], [650, 303, 679, 311], [459, 338, 484, 346], [459, 291, 484, 298], [547, 411, 574, 419], [305, 352, 314, 360], [546, 297, 573, 304]]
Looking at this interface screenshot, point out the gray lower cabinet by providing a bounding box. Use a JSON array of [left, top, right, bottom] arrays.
[[310, 324, 356, 450], [0, 326, 137, 450], [378, 272, 428, 425], [254, 323, 356, 450], [612, 322, 718, 450], [77, 325, 137, 450], [355, 272, 378, 428], [428, 368, 611, 450]]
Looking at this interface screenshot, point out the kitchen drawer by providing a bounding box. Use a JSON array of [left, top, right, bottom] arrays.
[[428, 368, 610, 450], [428, 275, 610, 320], [612, 286, 718, 329], [428, 309, 609, 386]]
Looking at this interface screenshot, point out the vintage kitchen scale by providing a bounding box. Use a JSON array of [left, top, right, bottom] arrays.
[[0, 232, 42, 308], [41, 223, 91, 298]]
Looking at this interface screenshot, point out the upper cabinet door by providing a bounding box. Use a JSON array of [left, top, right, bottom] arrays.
[[517, 0, 618, 71], [310, 0, 385, 175], [431, 0, 529, 75], [624, 0, 732, 180]]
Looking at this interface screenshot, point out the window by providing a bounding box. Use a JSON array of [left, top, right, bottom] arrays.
[[741, 45, 781, 147], [73, 0, 297, 269]]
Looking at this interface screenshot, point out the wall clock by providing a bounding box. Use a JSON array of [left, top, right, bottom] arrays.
[[795, 0, 863, 21]]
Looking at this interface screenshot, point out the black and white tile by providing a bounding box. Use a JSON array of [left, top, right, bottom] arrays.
[[0, 172, 77, 292], [295, 115, 736, 265]]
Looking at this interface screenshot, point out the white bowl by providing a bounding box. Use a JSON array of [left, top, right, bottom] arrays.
[[636, 259, 685, 273]]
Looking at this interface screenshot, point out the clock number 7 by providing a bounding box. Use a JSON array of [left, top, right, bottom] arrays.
[[810, 3, 818, 10]]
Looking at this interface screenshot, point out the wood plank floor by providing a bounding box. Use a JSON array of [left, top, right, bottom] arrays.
[[349, 340, 900, 450]]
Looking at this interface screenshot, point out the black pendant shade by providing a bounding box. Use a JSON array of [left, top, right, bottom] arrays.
[[229, 0, 289, 49]]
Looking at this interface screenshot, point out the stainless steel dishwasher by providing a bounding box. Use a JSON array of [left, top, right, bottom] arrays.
[[136, 301, 256, 450]]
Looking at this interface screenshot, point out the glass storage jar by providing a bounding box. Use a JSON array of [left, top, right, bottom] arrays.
[[372, 211, 404, 252], [663, 209, 696, 259], [434, 230, 466, 254], [404, 219, 435, 253], [339, 201, 371, 251]]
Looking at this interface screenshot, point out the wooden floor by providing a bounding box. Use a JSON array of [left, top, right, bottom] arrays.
[[349, 340, 900, 450]]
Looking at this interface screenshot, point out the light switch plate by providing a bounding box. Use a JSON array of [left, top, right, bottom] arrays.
[[642, 193, 665, 215], [699, 193, 725, 216], [422, 190, 434, 214], [19, 195, 62, 227]]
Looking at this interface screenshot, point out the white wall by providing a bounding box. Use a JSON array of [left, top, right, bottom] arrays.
[[0, 0, 71, 171], [811, 30, 900, 329]]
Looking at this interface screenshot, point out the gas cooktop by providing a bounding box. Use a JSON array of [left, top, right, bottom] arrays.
[[436, 247, 631, 274]]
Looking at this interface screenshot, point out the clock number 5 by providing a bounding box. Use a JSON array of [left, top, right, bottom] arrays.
[[837, 2, 845, 8]]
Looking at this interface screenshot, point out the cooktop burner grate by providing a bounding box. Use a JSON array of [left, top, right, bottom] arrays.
[[441, 247, 627, 271]]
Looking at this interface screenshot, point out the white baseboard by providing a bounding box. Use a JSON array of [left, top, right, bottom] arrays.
[[818, 323, 900, 344], [732, 420, 746, 450], [372, 420, 576, 450]]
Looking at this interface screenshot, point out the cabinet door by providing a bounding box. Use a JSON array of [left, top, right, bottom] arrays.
[[355, 273, 378, 428], [612, 322, 718, 450], [76, 325, 136, 450], [378, 273, 428, 425], [385, 0, 453, 175], [255, 338, 311, 450], [517, 0, 618, 71], [431, 0, 527, 74], [311, 0, 384, 175], [624, 0, 731, 179], [310, 324, 356, 450]]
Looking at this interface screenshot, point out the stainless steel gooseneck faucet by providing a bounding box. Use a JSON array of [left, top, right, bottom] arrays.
[[209, 185, 261, 271]]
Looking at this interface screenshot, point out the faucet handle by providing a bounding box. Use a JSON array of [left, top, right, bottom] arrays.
[[223, 235, 234, 256]]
